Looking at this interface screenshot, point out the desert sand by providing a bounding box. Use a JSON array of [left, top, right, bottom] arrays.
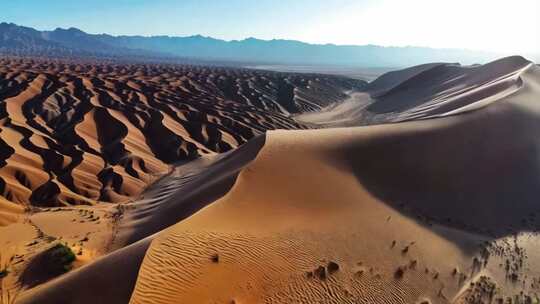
[[3, 55, 540, 303], [0, 57, 360, 208], [126, 56, 540, 303]]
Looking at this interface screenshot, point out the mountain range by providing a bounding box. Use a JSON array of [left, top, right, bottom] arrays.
[[0, 22, 514, 67]]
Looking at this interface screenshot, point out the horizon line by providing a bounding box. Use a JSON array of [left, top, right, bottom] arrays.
[[0, 21, 518, 56]]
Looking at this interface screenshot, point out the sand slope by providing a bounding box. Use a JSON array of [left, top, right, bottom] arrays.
[[129, 128, 474, 304], [12, 137, 267, 304], [296, 56, 531, 126], [5, 56, 540, 304], [0, 57, 362, 303], [127, 58, 540, 303], [0, 57, 363, 210]]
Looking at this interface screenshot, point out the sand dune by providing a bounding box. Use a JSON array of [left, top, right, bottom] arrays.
[[126, 58, 540, 303], [128, 128, 474, 304], [12, 137, 267, 304], [296, 56, 531, 126], [0, 57, 362, 303], [0, 57, 364, 302], [14, 237, 152, 304], [4, 56, 540, 303], [0, 57, 362, 210]]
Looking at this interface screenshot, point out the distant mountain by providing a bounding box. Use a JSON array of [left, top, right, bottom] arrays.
[[0, 23, 160, 58], [0, 23, 72, 56], [0, 22, 513, 67], [41, 27, 120, 53]]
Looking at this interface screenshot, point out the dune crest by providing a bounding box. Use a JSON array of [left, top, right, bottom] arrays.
[[128, 58, 540, 303], [296, 56, 532, 126], [0, 57, 363, 210], [6, 56, 540, 304]]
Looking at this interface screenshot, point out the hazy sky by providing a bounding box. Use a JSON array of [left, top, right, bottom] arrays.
[[3, 0, 539, 56]]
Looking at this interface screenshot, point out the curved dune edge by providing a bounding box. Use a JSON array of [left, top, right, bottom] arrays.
[[1, 203, 119, 303], [128, 63, 540, 303], [295, 56, 532, 127], [13, 237, 152, 304], [113, 134, 266, 248], [0, 58, 361, 302], [129, 129, 474, 304], [0, 199, 24, 226], [0, 57, 363, 209], [4, 57, 540, 303], [10, 135, 267, 304]]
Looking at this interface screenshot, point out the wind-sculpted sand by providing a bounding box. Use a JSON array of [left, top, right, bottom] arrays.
[[6, 56, 540, 304], [295, 56, 531, 126], [127, 57, 540, 304], [0, 57, 362, 209], [0, 57, 362, 303]]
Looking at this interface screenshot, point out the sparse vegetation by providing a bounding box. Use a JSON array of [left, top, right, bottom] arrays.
[[46, 243, 76, 272], [20, 243, 77, 288], [394, 266, 405, 279], [314, 266, 326, 280], [327, 261, 339, 274]]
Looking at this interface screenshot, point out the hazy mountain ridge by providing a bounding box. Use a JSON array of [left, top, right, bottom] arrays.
[[0, 23, 163, 59], [0, 22, 510, 67]]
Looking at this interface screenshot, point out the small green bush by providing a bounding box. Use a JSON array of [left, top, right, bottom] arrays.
[[19, 243, 77, 288], [47, 243, 76, 272]]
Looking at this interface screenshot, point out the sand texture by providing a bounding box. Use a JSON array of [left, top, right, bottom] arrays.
[[4, 56, 540, 303]]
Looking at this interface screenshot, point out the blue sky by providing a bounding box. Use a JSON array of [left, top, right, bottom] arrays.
[[3, 0, 539, 56], [2, 0, 352, 38]]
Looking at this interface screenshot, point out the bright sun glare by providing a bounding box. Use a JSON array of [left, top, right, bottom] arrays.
[[299, 0, 539, 56]]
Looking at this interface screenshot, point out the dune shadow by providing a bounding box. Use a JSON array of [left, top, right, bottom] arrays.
[[15, 237, 152, 304], [341, 102, 540, 248], [117, 134, 267, 246]]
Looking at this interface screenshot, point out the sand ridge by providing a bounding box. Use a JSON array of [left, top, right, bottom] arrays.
[[5, 56, 540, 304], [0, 56, 363, 303], [127, 57, 540, 303], [0, 57, 364, 210], [295, 56, 531, 127]]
